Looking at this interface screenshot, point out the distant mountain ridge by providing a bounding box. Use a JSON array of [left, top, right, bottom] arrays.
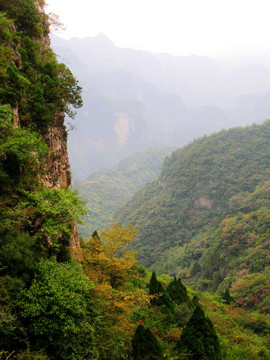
[[51, 34, 270, 179]]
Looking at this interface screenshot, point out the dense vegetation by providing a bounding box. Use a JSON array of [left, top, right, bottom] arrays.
[[75, 146, 174, 237], [1, 1, 270, 359], [115, 121, 270, 307], [0, 1, 87, 358]]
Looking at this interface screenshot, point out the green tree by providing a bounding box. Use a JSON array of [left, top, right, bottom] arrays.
[[177, 306, 221, 360], [167, 277, 189, 305], [0, 105, 48, 193], [17, 259, 96, 359], [149, 272, 174, 312], [222, 288, 234, 305], [132, 324, 163, 360]]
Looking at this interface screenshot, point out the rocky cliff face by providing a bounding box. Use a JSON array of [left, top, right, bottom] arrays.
[[40, 4, 81, 251], [41, 112, 81, 250], [42, 112, 71, 189]]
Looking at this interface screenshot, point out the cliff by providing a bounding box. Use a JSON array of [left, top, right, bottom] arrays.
[[42, 112, 81, 249], [0, 0, 82, 251]]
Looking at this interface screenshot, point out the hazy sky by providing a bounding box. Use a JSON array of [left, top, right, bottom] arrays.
[[45, 0, 270, 57]]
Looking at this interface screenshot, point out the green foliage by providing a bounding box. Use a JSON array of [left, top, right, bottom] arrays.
[[174, 302, 194, 327], [132, 324, 163, 360], [19, 186, 86, 252], [222, 288, 234, 305], [17, 259, 96, 359], [0, 2, 87, 358], [177, 305, 221, 360], [0, 2, 82, 133], [1, 2, 270, 359], [0, 185, 86, 267], [230, 268, 270, 312], [149, 272, 174, 313], [75, 146, 174, 238], [0, 105, 47, 191], [115, 122, 270, 308], [0, 0, 49, 38], [198, 292, 270, 360], [115, 121, 270, 272], [190, 261, 201, 276], [167, 277, 189, 305]]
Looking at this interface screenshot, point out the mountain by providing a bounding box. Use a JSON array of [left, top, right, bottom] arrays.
[[68, 93, 151, 178], [75, 146, 175, 237], [52, 35, 270, 108], [115, 121, 270, 310], [1, 4, 270, 358], [51, 35, 270, 179]]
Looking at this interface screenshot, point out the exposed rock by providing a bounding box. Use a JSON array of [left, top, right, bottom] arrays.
[[42, 113, 71, 189], [196, 197, 213, 208], [12, 106, 20, 128], [41, 112, 81, 249]]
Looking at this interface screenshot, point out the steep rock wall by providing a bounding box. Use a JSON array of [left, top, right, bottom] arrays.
[[42, 112, 71, 189], [41, 112, 81, 250]]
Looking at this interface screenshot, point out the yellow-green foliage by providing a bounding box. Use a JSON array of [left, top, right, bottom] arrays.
[[198, 292, 270, 360]]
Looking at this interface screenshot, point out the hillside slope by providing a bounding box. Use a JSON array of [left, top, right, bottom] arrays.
[[115, 121, 270, 298], [75, 146, 174, 237]]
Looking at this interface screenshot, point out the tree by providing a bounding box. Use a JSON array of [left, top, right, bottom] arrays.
[[17, 259, 96, 359], [132, 324, 163, 360], [222, 288, 234, 305], [167, 277, 189, 305], [177, 306, 221, 360], [82, 224, 150, 359], [149, 272, 174, 313], [83, 223, 138, 288]]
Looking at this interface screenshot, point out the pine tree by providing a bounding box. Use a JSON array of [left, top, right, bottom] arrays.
[[149, 272, 174, 312], [132, 324, 163, 360], [177, 305, 221, 360], [222, 288, 234, 305], [149, 271, 159, 294], [167, 277, 189, 305]]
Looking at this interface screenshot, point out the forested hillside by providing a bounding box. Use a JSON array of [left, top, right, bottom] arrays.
[[75, 146, 174, 237], [1, 1, 270, 359], [115, 121, 270, 305]]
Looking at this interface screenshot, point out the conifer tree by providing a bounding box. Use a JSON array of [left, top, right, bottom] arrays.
[[132, 324, 163, 360], [149, 272, 160, 295], [177, 305, 221, 360], [167, 277, 189, 305], [222, 288, 234, 305], [149, 272, 174, 312]]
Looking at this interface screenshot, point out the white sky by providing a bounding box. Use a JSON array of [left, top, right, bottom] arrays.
[[45, 0, 270, 57]]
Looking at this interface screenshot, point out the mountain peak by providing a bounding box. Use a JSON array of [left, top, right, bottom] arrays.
[[95, 32, 114, 45]]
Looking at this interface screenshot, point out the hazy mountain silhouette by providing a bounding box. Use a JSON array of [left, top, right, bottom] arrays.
[[51, 34, 270, 179]]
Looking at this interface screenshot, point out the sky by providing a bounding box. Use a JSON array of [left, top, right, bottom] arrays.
[[45, 0, 270, 57]]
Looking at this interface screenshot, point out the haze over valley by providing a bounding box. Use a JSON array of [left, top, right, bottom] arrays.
[[51, 34, 270, 179]]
